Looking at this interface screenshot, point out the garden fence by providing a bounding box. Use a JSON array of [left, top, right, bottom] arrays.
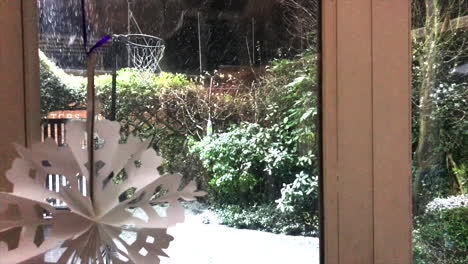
[[41, 114, 87, 208]]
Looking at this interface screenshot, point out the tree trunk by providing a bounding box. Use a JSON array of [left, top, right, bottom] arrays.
[[413, 0, 441, 214], [448, 153, 466, 195]]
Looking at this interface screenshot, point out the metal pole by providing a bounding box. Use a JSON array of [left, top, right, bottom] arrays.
[[86, 53, 98, 206], [127, 0, 131, 67], [252, 17, 255, 64], [198, 12, 203, 74], [111, 39, 117, 121]]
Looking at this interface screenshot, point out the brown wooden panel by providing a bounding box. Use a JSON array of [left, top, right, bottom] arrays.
[[0, 0, 26, 192], [22, 0, 41, 146], [322, 0, 339, 263], [371, 1, 412, 263], [323, 0, 412, 263], [336, 0, 374, 262]]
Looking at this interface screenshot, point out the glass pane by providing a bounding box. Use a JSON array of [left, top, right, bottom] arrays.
[[411, 1, 468, 263], [37, 0, 321, 263]]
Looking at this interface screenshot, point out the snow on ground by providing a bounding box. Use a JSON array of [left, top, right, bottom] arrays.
[[45, 203, 320, 264], [159, 204, 320, 264]]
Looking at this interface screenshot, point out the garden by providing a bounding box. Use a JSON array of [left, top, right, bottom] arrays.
[[411, 1, 467, 263], [40, 45, 321, 238]]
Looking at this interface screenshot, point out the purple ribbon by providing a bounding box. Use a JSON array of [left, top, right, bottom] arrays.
[[81, 0, 111, 55], [87, 35, 112, 55]]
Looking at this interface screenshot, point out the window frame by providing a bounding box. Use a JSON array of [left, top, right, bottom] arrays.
[[1, 0, 413, 263], [0, 0, 40, 192]]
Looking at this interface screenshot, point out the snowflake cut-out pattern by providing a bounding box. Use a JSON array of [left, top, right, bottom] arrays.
[[0, 120, 205, 264]]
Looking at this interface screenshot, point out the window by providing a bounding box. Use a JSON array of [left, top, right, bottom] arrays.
[[37, 1, 321, 263]]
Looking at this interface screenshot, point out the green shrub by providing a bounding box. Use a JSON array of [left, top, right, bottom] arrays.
[[189, 124, 273, 205], [256, 48, 318, 132], [276, 171, 318, 213], [39, 50, 86, 115], [40, 49, 322, 236], [95, 69, 254, 137], [216, 204, 318, 236], [189, 122, 316, 206], [94, 69, 254, 184], [39, 60, 254, 185], [189, 49, 320, 235], [414, 195, 468, 264]]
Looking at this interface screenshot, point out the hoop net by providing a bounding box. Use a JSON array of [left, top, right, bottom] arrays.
[[124, 34, 165, 80]]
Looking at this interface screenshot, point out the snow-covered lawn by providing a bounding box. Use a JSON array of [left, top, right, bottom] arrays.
[[45, 206, 320, 264], [159, 209, 320, 264]]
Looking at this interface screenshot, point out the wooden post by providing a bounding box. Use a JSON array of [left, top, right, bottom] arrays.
[[0, 0, 40, 192], [322, 0, 412, 263]]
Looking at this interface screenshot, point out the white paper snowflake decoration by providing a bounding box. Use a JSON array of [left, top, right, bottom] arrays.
[[0, 50, 205, 264]]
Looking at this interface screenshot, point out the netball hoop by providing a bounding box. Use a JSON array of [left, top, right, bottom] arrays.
[[113, 33, 165, 77], [110, 34, 165, 120]]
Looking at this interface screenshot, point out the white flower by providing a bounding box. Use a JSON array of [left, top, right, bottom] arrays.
[[425, 195, 468, 213]]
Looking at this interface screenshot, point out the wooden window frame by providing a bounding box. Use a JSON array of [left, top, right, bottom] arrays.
[[0, 0, 40, 192], [1, 0, 413, 263], [322, 0, 412, 263]]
